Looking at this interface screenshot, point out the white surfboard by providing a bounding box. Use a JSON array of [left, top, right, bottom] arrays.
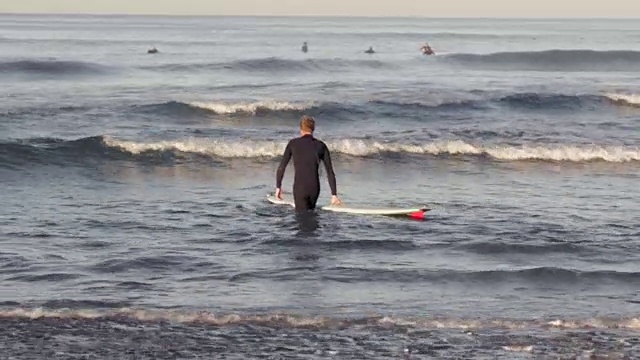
[[266, 194, 430, 219]]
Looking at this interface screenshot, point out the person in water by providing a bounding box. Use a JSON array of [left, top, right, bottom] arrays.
[[275, 115, 342, 211], [301, 42, 308, 53], [365, 46, 375, 54], [421, 43, 434, 55]]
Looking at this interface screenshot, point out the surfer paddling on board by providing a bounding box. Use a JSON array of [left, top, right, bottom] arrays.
[[275, 115, 343, 211]]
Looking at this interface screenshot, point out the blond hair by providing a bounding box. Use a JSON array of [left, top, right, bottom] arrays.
[[300, 115, 315, 133]]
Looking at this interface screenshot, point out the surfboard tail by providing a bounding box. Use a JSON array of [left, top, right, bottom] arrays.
[[409, 210, 427, 220]]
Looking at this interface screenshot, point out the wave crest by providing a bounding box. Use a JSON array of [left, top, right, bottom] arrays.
[[102, 137, 640, 163], [445, 50, 640, 71], [133, 100, 353, 118], [127, 91, 639, 122], [143, 57, 391, 73], [0, 59, 109, 76], [188, 100, 313, 115], [605, 93, 640, 108], [3, 137, 638, 168]]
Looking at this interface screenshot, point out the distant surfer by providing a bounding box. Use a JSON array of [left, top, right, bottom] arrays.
[[365, 46, 375, 54], [148, 47, 158, 54], [301, 42, 308, 53], [421, 43, 434, 55], [275, 115, 342, 211]]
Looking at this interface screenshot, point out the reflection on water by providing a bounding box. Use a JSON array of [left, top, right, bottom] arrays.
[[97, 160, 273, 188]]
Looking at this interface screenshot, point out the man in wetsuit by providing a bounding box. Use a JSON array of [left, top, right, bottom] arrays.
[[275, 116, 342, 211]]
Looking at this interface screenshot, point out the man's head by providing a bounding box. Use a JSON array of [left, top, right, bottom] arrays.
[[299, 115, 315, 135]]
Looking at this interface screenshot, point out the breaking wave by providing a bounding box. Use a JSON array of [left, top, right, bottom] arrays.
[[0, 135, 640, 165], [605, 92, 640, 108], [131, 100, 355, 118], [102, 137, 640, 163], [188, 100, 315, 115], [130, 91, 640, 121], [2, 136, 639, 168], [0, 307, 638, 331]]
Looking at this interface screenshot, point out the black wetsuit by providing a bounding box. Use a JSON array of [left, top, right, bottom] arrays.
[[276, 134, 337, 211]]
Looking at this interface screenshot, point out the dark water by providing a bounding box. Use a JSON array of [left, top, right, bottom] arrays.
[[0, 14, 639, 359]]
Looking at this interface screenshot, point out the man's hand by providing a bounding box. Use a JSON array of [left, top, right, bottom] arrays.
[[275, 188, 283, 200], [331, 195, 343, 206]]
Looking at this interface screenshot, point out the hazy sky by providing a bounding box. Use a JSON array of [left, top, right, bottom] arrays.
[[1, 0, 639, 17]]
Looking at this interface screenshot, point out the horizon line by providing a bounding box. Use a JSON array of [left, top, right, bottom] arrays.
[[0, 11, 638, 20]]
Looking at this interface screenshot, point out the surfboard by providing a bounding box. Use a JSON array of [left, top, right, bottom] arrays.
[[266, 194, 430, 220]]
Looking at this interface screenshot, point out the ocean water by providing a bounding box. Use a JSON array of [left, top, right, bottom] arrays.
[[1, 13, 639, 359]]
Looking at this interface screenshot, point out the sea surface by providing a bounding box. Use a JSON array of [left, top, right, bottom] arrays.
[[1, 14, 639, 359]]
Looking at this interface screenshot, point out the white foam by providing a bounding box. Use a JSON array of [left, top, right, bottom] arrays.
[[482, 143, 640, 162], [547, 318, 640, 330], [0, 308, 638, 331], [102, 136, 285, 158], [605, 93, 640, 107], [503, 345, 534, 352], [102, 136, 640, 163], [188, 101, 312, 115]]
